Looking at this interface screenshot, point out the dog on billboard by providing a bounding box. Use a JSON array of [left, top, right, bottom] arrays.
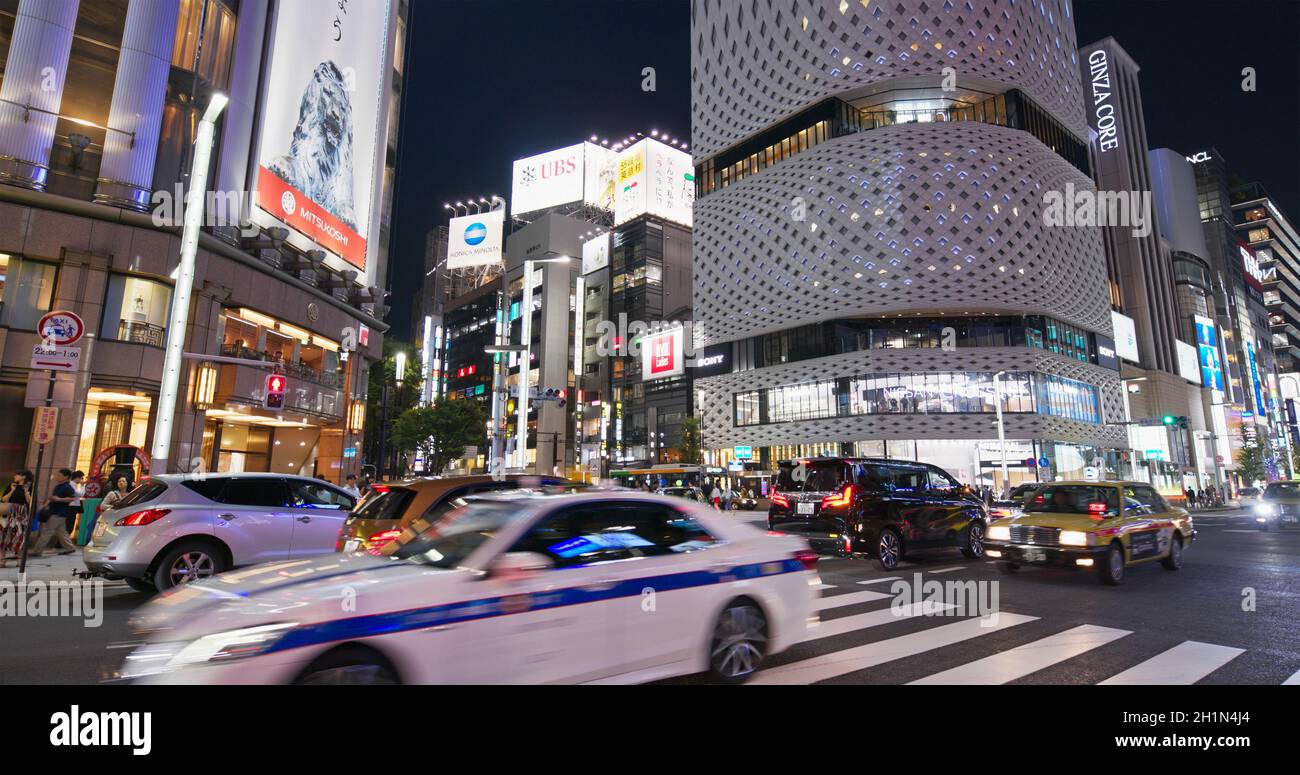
[[267, 60, 359, 230]]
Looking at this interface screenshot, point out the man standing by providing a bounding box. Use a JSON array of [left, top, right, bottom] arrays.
[[342, 474, 360, 498], [30, 469, 78, 556]]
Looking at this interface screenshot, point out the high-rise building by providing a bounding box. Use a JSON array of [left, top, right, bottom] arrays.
[[0, 0, 408, 491], [691, 0, 1124, 489]]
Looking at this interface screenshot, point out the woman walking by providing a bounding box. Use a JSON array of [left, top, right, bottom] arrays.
[[0, 470, 34, 568]]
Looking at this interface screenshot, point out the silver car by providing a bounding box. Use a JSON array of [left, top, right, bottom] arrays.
[[84, 473, 356, 593]]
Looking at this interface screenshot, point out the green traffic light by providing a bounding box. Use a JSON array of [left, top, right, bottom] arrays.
[[1162, 415, 1176, 425]]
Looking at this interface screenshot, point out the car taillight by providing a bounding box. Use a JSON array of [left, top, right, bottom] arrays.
[[792, 549, 818, 572], [115, 508, 171, 527], [771, 492, 790, 508], [821, 484, 855, 509], [366, 529, 402, 553]]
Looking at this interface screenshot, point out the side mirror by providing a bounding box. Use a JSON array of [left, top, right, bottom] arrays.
[[488, 551, 553, 581]]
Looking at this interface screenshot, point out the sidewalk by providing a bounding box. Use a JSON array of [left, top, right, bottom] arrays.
[[0, 551, 123, 585]]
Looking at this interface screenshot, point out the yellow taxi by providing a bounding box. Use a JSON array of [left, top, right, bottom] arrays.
[[983, 481, 1195, 585]]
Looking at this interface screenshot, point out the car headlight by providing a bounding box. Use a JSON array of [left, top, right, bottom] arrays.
[[1254, 503, 1277, 516], [1059, 530, 1088, 547], [123, 622, 299, 678], [987, 525, 1010, 541]]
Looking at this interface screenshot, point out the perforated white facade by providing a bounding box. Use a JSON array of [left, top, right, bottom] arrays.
[[691, 0, 1124, 469]]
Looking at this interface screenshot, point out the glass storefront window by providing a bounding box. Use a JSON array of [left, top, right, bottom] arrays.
[[733, 370, 1093, 427], [0, 254, 58, 330], [103, 275, 172, 347], [173, 0, 237, 89]]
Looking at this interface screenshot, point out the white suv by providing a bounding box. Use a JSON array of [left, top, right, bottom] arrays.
[[84, 473, 356, 592]]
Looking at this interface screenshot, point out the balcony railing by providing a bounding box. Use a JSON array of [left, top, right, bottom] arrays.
[[118, 320, 165, 347], [220, 343, 341, 388]]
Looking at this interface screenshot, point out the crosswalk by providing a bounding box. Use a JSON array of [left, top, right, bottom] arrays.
[[744, 579, 1293, 685]]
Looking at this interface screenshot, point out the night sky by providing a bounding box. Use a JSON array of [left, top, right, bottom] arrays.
[[388, 0, 1299, 340]]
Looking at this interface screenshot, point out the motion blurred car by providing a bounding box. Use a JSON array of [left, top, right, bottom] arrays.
[[1254, 481, 1300, 530], [123, 490, 817, 684], [768, 457, 989, 570], [337, 475, 570, 554], [984, 481, 1196, 585], [657, 485, 706, 503], [989, 482, 1040, 520], [84, 474, 356, 593], [1238, 486, 1261, 501]]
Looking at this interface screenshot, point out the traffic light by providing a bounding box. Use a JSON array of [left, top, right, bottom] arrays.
[[1161, 414, 1177, 426], [1161, 414, 1188, 429], [264, 373, 287, 410]]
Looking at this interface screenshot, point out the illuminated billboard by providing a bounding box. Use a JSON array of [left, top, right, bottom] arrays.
[[614, 138, 694, 228], [581, 232, 610, 275], [510, 143, 585, 216], [252, 0, 392, 273], [447, 210, 505, 269], [1194, 315, 1224, 392], [1111, 311, 1139, 363], [1176, 341, 1202, 386], [641, 326, 685, 381]]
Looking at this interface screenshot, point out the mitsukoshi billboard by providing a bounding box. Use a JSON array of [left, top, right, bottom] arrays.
[[253, 0, 392, 272]]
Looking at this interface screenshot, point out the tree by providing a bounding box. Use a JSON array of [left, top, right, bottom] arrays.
[[679, 417, 703, 465], [392, 399, 487, 474], [363, 340, 422, 470], [1236, 430, 1267, 488]]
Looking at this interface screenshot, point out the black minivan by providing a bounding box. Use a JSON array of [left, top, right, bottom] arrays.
[[768, 457, 988, 570]]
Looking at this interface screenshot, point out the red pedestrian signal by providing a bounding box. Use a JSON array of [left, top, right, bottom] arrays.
[[265, 374, 287, 409]]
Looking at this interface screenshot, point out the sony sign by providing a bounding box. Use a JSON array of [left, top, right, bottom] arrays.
[[1087, 50, 1119, 153]]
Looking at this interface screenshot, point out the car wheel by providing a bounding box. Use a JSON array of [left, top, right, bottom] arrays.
[[997, 561, 1019, 575], [153, 540, 226, 590], [1160, 534, 1184, 571], [708, 599, 768, 684], [1097, 542, 1125, 586], [124, 577, 156, 594], [295, 647, 400, 685], [876, 528, 902, 571], [960, 520, 986, 559]]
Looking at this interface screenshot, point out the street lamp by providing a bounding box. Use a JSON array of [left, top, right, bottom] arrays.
[[993, 370, 1009, 497], [150, 92, 227, 473], [515, 255, 570, 469], [394, 350, 407, 387]]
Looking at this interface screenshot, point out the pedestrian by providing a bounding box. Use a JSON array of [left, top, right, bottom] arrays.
[[68, 470, 86, 542], [29, 468, 79, 557], [342, 474, 360, 498], [98, 473, 131, 513], [722, 485, 733, 512], [0, 469, 33, 568], [1187, 487, 1198, 510]]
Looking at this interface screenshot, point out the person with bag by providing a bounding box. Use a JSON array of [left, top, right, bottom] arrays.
[[0, 469, 33, 568], [29, 468, 79, 557]]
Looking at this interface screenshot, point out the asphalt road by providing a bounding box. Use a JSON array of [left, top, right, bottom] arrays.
[[2, 506, 1297, 685]]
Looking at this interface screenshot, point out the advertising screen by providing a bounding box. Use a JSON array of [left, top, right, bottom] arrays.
[[252, 0, 392, 272], [1111, 311, 1140, 363], [1176, 340, 1202, 386], [581, 232, 610, 275], [447, 210, 505, 269], [614, 139, 694, 227], [511, 143, 585, 216], [1194, 315, 1224, 392], [641, 326, 684, 381]]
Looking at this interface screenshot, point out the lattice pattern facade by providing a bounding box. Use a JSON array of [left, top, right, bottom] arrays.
[[692, 0, 1087, 160], [693, 122, 1112, 346]]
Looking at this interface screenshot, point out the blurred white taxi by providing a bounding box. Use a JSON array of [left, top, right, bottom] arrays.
[[123, 490, 817, 684]]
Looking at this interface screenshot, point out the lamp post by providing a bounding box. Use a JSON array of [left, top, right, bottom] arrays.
[[993, 370, 1009, 497], [150, 92, 227, 474]]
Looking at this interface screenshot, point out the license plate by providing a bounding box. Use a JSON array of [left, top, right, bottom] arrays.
[[92, 521, 106, 539], [797, 502, 815, 515], [1021, 547, 1045, 563], [1283, 516, 1298, 525], [344, 539, 361, 553]]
